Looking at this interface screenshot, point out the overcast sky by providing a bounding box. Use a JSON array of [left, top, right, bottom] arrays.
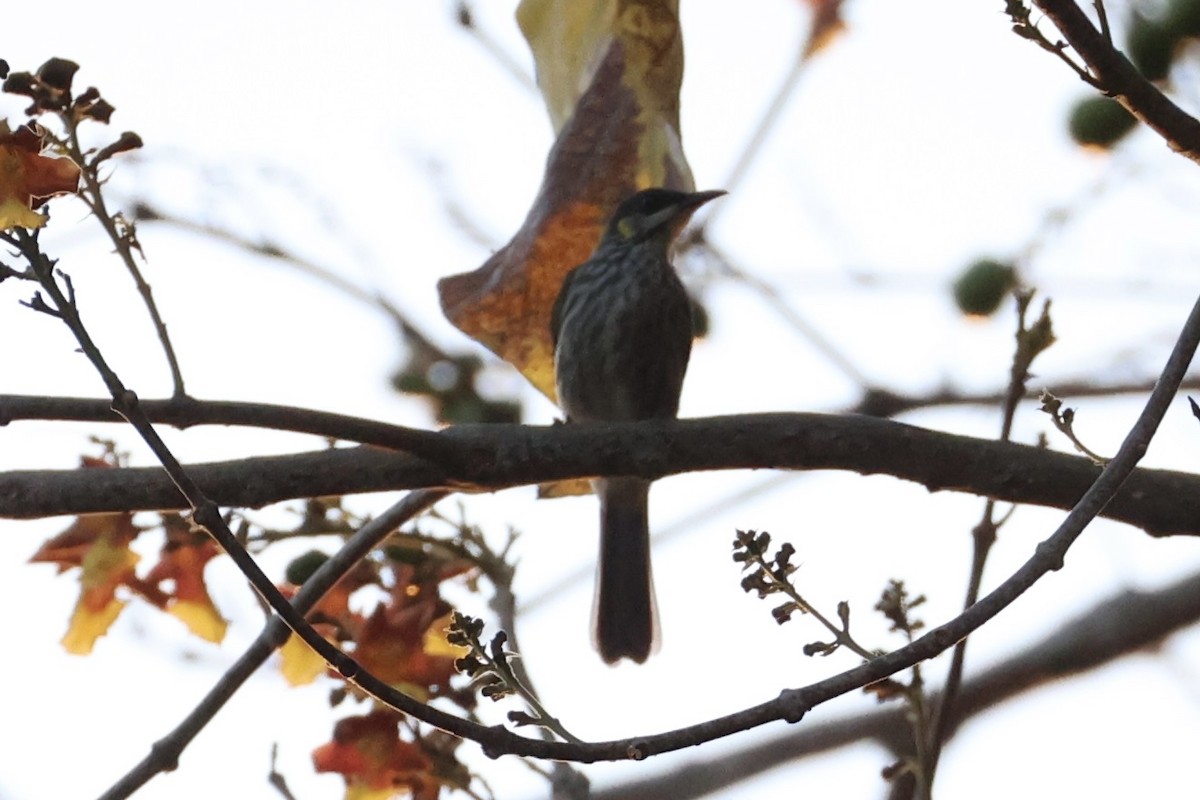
[[4, 2, 1200, 799]]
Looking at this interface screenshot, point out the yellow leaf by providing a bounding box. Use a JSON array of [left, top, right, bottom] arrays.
[[62, 596, 125, 655], [345, 783, 404, 800], [169, 599, 228, 643], [424, 613, 472, 659], [516, 0, 615, 132], [280, 632, 328, 686], [0, 197, 46, 229]]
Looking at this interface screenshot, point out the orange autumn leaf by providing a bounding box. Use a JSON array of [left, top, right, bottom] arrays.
[[0, 121, 80, 230], [143, 519, 227, 643], [438, 0, 698, 399], [313, 710, 436, 800], [28, 511, 123, 573], [30, 511, 142, 655]]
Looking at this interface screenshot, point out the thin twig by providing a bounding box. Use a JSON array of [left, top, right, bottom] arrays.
[[453, 1, 537, 91], [101, 490, 446, 799], [49, 123, 188, 397], [923, 293, 1052, 794], [700, 237, 872, 388], [1093, 0, 1113, 45], [10, 230, 514, 763], [715, 44, 808, 201], [1006, 0, 1100, 86], [134, 206, 448, 364]]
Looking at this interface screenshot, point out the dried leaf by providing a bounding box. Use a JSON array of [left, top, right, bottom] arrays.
[[143, 520, 227, 642], [31, 508, 142, 654], [312, 710, 434, 797], [439, 0, 697, 397], [61, 595, 126, 655], [0, 121, 80, 230], [802, 0, 848, 57]]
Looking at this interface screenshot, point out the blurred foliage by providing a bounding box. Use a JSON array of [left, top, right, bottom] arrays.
[[392, 354, 522, 424]]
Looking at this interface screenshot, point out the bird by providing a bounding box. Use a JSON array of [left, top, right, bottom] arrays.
[[550, 187, 726, 664]]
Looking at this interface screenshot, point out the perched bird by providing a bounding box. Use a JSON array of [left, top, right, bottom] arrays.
[[551, 187, 726, 664]]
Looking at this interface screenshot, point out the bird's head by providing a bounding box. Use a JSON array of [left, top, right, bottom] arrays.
[[603, 188, 726, 247]]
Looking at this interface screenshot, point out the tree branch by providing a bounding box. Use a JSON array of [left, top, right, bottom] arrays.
[[1029, 0, 1200, 162], [589, 566, 1200, 800], [4, 411, 1200, 537], [0, 393, 463, 466]]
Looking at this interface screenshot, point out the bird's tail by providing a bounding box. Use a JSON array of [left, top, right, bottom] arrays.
[[593, 477, 659, 664]]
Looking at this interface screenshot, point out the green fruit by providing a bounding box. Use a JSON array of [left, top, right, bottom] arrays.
[[285, 550, 329, 586], [1068, 96, 1138, 149], [1126, 13, 1177, 81], [953, 259, 1018, 317], [1166, 0, 1200, 38], [384, 543, 428, 566]]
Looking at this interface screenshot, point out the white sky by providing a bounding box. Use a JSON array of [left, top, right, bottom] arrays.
[[4, 1, 1200, 799]]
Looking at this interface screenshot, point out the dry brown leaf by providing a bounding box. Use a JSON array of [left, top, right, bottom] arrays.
[[802, 0, 848, 58], [438, 0, 698, 400]]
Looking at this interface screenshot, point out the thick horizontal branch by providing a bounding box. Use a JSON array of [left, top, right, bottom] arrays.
[[591, 567, 1200, 800], [3, 411, 1200, 536]]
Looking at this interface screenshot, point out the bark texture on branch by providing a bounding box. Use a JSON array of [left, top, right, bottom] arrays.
[[3, 412, 1199, 537]]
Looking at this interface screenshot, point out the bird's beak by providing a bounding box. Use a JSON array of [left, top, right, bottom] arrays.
[[648, 189, 727, 234], [680, 189, 728, 210]]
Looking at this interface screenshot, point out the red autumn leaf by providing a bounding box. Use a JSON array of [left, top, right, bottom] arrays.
[[348, 562, 475, 695], [312, 710, 437, 798], [354, 588, 459, 695], [0, 121, 80, 230], [142, 517, 227, 643], [143, 517, 219, 604]]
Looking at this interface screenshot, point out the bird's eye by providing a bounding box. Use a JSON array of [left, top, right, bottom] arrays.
[[617, 217, 639, 239]]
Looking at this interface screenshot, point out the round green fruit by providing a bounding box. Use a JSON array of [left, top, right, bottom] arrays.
[[953, 259, 1018, 318], [1127, 13, 1177, 81], [285, 549, 330, 586], [1068, 96, 1138, 149]]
